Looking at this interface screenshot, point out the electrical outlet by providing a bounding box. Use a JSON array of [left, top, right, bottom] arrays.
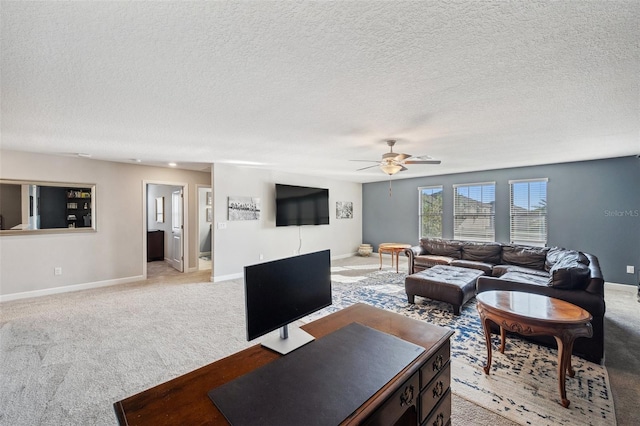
[[627, 265, 635, 274], [217, 222, 227, 230], [259, 254, 264, 260], [54, 267, 62, 276]]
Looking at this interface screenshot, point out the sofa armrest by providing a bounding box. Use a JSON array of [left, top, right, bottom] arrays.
[[404, 245, 425, 275]]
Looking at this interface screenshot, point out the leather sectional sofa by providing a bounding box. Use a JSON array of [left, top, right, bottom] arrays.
[[404, 238, 605, 363]]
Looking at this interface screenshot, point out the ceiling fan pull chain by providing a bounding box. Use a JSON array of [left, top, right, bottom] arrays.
[[389, 179, 392, 197]]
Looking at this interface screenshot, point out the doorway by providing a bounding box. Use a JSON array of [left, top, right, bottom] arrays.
[[146, 183, 186, 278]]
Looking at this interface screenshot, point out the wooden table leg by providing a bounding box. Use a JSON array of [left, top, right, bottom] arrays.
[[480, 314, 493, 375], [379, 249, 383, 270], [554, 336, 572, 408], [394, 250, 399, 273], [499, 326, 506, 354], [555, 334, 582, 408]]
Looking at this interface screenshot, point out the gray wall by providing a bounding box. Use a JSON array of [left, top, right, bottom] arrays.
[[363, 156, 640, 285]]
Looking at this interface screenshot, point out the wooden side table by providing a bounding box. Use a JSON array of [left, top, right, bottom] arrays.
[[476, 290, 593, 408], [378, 243, 411, 273]]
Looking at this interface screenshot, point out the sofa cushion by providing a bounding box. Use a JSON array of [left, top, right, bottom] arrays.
[[461, 242, 502, 264], [420, 238, 463, 259], [501, 245, 549, 270], [493, 264, 550, 278], [548, 256, 591, 290], [499, 271, 550, 286], [450, 259, 494, 274], [545, 247, 590, 271], [414, 255, 454, 268]]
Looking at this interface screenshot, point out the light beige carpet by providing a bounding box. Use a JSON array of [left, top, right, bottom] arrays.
[[0, 257, 637, 425]]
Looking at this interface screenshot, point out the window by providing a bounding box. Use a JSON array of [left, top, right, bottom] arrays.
[[418, 186, 443, 238], [453, 182, 495, 241], [510, 179, 547, 246]]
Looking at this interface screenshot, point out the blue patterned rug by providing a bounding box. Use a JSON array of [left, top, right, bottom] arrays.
[[306, 268, 616, 426]]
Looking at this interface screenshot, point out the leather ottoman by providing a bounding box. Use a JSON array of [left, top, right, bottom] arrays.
[[405, 265, 485, 315]]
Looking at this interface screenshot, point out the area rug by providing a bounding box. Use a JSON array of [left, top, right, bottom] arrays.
[[306, 269, 616, 426]]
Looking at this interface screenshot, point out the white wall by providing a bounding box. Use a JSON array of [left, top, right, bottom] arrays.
[[212, 163, 362, 280], [0, 150, 211, 298]]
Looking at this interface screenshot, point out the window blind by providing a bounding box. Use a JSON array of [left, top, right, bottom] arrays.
[[510, 179, 548, 246], [453, 182, 495, 242]]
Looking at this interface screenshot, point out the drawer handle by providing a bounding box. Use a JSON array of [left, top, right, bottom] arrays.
[[432, 413, 444, 426], [432, 354, 444, 371], [399, 384, 414, 407], [432, 381, 444, 398]]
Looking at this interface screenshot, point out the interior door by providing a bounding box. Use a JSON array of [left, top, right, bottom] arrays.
[[168, 189, 184, 272]]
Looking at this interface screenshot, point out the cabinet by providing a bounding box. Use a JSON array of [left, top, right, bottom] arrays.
[[363, 337, 451, 426], [419, 343, 451, 425], [66, 188, 92, 228], [147, 230, 164, 261]]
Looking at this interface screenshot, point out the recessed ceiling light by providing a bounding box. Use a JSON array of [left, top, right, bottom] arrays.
[[132, 159, 142, 163], [77, 153, 92, 158], [168, 162, 177, 167]]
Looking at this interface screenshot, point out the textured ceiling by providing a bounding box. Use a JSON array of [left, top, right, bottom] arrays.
[[1, 1, 638, 182]]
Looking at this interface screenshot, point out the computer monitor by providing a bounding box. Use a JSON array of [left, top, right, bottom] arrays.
[[244, 249, 332, 354]]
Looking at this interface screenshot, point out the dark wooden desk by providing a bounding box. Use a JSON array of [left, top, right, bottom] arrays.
[[114, 303, 453, 425]]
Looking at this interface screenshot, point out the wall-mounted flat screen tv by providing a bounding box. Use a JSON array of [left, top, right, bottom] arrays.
[[275, 184, 329, 227]]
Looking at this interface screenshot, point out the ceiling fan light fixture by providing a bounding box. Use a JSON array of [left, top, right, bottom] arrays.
[[380, 163, 403, 175]]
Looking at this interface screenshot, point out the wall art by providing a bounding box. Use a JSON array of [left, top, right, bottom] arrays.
[[228, 196, 261, 221], [336, 201, 353, 219]]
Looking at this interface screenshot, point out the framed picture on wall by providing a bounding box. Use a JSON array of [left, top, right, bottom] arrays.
[[206, 207, 212, 222], [336, 201, 353, 219], [206, 191, 212, 206], [228, 196, 261, 221]]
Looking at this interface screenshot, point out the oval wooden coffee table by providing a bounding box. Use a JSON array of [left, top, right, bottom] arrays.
[[476, 290, 593, 408]]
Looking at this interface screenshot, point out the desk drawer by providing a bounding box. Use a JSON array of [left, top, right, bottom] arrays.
[[419, 362, 450, 423], [420, 342, 450, 389], [421, 389, 451, 426], [363, 372, 420, 426]]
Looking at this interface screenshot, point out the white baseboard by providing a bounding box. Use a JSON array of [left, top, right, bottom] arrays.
[[213, 272, 243, 283], [0, 275, 145, 303], [212, 252, 359, 283]]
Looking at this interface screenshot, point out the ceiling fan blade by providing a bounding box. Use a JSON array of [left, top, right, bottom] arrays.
[[404, 160, 442, 165], [349, 159, 380, 163], [399, 165, 408, 172], [394, 153, 411, 161], [355, 164, 381, 171]]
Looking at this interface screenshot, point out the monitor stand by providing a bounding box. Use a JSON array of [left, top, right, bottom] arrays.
[[261, 324, 315, 355]]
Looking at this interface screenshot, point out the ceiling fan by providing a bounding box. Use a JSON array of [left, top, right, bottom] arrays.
[[352, 140, 441, 175]]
